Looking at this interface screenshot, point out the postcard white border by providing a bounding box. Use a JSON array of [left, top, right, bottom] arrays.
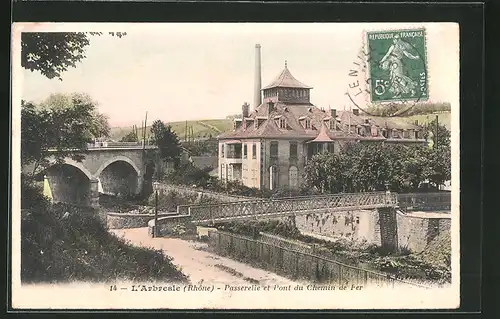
[[10, 22, 460, 310]]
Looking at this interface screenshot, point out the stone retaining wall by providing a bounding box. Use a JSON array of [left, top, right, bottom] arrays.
[[147, 215, 196, 238], [294, 209, 451, 253], [397, 213, 451, 252], [106, 212, 178, 229]]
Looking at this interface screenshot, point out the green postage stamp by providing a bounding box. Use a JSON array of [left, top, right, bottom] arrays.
[[367, 29, 428, 103]]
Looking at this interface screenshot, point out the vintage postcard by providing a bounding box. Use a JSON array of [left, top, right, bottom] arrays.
[[11, 22, 460, 310]]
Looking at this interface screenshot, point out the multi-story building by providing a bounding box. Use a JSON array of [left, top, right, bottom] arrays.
[[217, 44, 426, 190]]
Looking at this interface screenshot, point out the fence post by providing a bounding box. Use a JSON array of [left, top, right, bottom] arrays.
[[153, 189, 159, 238]]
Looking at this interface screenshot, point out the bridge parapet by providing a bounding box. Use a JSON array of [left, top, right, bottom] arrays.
[[87, 141, 157, 150], [183, 192, 398, 224], [397, 192, 451, 212]]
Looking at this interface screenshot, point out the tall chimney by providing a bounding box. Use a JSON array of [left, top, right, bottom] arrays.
[[254, 44, 262, 110], [242, 102, 249, 118]]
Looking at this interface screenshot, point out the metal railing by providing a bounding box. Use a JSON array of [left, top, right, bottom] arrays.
[[397, 192, 451, 212], [185, 191, 397, 224], [87, 141, 158, 149]]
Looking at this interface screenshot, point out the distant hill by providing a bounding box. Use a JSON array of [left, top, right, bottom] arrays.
[[109, 112, 451, 141], [402, 112, 451, 130], [110, 119, 233, 142]]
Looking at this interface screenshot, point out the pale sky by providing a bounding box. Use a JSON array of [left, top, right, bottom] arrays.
[[19, 23, 459, 127]]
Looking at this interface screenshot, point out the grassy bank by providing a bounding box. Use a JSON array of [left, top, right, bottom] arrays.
[[21, 184, 189, 283]]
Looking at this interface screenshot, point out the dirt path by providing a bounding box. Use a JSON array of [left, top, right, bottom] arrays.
[[111, 228, 300, 286]]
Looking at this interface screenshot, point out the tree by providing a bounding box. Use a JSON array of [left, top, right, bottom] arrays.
[[424, 117, 451, 149], [304, 142, 436, 194], [150, 120, 182, 167], [423, 118, 452, 189], [120, 130, 139, 142], [21, 96, 105, 177], [38, 93, 110, 139], [22, 32, 126, 80]]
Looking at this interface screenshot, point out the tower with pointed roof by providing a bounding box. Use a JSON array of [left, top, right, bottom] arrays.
[[261, 61, 313, 106]]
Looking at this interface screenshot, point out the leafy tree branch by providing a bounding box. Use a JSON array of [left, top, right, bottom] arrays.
[[21, 32, 126, 80]]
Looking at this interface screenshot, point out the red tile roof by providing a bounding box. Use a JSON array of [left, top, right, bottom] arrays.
[[218, 101, 363, 140], [218, 102, 425, 142]]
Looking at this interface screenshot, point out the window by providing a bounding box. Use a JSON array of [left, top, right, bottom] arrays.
[[329, 119, 336, 130], [305, 119, 311, 129], [289, 142, 298, 159], [327, 143, 335, 153], [243, 144, 248, 159], [392, 129, 399, 138], [415, 131, 420, 139], [403, 130, 410, 139], [279, 118, 287, 129], [289, 166, 298, 189], [221, 144, 225, 158], [252, 143, 257, 159], [270, 142, 279, 158]]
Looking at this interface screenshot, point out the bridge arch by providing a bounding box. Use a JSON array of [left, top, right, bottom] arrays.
[[96, 156, 142, 197], [44, 161, 93, 205], [95, 155, 141, 177], [39, 158, 93, 181]]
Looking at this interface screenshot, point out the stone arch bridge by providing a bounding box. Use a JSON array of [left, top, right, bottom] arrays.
[[24, 142, 159, 207]]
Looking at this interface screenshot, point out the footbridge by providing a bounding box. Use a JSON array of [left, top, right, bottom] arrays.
[[177, 191, 398, 225]]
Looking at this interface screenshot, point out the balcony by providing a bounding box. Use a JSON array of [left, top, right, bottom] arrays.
[[224, 143, 242, 164]]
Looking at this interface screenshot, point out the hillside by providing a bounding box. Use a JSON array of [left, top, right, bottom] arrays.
[[110, 119, 232, 142], [109, 112, 451, 142]]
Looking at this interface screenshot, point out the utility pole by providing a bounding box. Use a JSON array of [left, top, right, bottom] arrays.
[[154, 188, 158, 238], [435, 115, 439, 149]]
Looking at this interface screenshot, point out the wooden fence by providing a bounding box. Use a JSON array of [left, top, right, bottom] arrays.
[[208, 230, 430, 289]]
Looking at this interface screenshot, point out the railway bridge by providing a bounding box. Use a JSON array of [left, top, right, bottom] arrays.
[[22, 142, 158, 207]]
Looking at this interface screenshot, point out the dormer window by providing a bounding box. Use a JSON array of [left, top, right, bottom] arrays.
[[308, 107, 312, 113], [305, 118, 311, 129], [279, 118, 287, 129], [234, 119, 242, 131], [329, 119, 336, 130]]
